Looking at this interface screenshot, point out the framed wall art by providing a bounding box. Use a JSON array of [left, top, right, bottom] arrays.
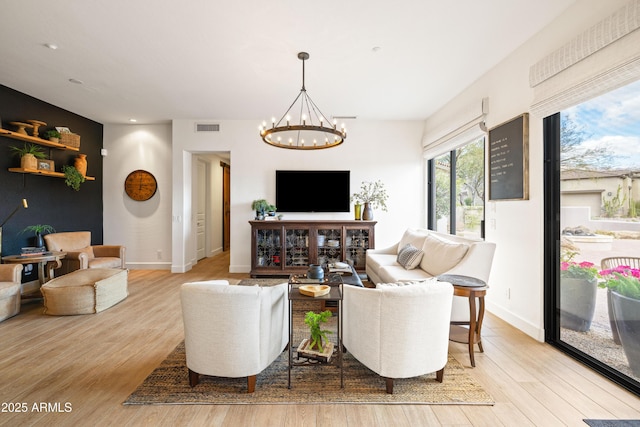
[[488, 113, 529, 201]]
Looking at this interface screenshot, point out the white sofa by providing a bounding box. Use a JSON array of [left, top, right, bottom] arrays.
[[180, 280, 289, 393], [366, 228, 495, 322], [343, 279, 454, 393]]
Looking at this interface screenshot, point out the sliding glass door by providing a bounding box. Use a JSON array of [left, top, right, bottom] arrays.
[[545, 79, 640, 394]]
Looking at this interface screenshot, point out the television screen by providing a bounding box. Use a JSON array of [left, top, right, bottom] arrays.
[[276, 170, 350, 212]]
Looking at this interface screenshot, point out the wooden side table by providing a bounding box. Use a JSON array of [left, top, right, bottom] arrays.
[[438, 274, 488, 367], [2, 251, 66, 297]]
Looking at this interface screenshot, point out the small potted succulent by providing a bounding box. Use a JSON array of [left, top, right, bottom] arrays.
[[45, 130, 61, 142]]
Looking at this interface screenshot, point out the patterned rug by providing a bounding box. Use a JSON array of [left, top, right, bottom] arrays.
[[124, 278, 493, 405]]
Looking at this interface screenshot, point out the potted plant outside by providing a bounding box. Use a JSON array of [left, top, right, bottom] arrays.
[[559, 260, 599, 332], [304, 310, 332, 352], [62, 164, 86, 191], [21, 224, 56, 248], [599, 266, 640, 375], [9, 143, 46, 170], [351, 180, 388, 220]]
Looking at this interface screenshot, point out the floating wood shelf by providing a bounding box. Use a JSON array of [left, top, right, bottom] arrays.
[[0, 128, 79, 151], [9, 168, 95, 181]]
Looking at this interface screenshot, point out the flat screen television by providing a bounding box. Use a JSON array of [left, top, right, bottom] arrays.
[[275, 170, 350, 213]]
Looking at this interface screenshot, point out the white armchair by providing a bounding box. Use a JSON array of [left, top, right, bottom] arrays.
[[180, 280, 289, 393], [343, 279, 453, 394]]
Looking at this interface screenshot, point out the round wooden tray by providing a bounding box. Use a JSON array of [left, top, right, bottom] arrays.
[[299, 285, 330, 297]]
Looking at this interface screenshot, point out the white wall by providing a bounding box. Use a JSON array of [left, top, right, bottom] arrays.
[[424, 0, 630, 340], [103, 124, 173, 269], [171, 119, 425, 273]]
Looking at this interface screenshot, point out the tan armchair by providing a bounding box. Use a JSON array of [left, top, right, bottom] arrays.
[[44, 231, 126, 276], [0, 264, 23, 322]]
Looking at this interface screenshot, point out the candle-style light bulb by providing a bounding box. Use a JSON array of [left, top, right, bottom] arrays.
[[302, 114, 306, 125]]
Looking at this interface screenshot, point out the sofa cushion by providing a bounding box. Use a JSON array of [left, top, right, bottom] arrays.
[[366, 253, 398, 273], [396, 244, 423, 270], [420, 234, 469, 276], [397, 229, 429, 254], [375, 278, 436, 288], [378, 265, 433, 283]]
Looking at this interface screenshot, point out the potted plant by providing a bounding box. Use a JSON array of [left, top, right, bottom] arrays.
[[45, 130, 61, 142], [304, 310, 332, 352], [351, 180, 388, 220], [20, 224, 56, 248], [62, 164, 86, 191], [251, 199, 272, 219], [599, 266, 640, 375], [559, 260, 599, 331], [9, 143, 46, 170]]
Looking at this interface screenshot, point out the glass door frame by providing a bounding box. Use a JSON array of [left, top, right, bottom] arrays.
[[543, 113, 640, 396]]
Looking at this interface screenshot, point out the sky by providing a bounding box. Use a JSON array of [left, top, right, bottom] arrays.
[[563, 79, 640, 169]]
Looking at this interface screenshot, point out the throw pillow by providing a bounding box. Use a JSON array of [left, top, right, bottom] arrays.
[[397, 229, 429, 254], [419, 234, 469, 276], [396, 244, 424, 270]]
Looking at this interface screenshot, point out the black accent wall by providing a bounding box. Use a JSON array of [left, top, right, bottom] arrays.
[[0, 85, 104, 266]]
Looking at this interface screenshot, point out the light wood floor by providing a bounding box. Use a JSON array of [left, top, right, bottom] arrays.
[[1, 252, 639, 427]]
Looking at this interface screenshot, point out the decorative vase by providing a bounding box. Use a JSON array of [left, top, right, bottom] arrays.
[[610, 291, 640, 376], [354, 203, 362, 220], [74, 154, 87, 177], [21, 153, 37, 170], [559, 277, 597, 332], [362, 202, 373, 220], [307, 264, 324, 280], [34, 232, 45, 249]]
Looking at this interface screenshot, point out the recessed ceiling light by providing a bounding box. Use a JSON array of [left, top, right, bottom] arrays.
[[372, 46, 381, 53], [68, 78, 83, 84], [129, 119, 137, 123], [44, 43, 58, 50]]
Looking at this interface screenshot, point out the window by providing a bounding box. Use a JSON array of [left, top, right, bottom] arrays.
[[427, 137, 485, 237]]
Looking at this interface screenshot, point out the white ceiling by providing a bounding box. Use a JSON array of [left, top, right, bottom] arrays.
[[0, 0, 575, 125]]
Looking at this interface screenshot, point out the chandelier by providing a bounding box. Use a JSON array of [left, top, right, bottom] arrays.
[[259, 52, 346, 150]]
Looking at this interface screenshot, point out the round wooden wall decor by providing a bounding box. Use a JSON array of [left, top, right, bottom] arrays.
[[124, 169, 157, 201]]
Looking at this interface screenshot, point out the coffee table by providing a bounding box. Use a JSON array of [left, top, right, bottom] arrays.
[[288, 273, 344, 389]]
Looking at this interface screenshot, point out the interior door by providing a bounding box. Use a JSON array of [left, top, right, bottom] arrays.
[[222, 161, 231, 251], [196, 160, 206, 260]]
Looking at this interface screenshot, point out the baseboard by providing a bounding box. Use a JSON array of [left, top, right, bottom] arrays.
[[229, 264, 251, 274], [126, 262, 172, 270], [486, 301, 545, 342]]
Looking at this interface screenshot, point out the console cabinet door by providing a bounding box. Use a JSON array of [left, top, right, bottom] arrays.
[[252, 223, 283, 274], [344, 226, 374, 271]]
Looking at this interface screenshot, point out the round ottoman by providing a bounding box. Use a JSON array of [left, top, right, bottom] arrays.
[[42, 268, 128, 315]]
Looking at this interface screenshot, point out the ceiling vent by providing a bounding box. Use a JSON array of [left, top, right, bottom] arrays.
[[195, 123, 220, 132]]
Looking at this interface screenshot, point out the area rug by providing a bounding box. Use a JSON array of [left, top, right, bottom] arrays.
[[124, 341, 493, 405]]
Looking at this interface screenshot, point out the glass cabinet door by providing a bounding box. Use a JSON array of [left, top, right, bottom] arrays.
[[255, 228, 282, 268], [285, 228, 309, 267], [345, 228, 370, 270], [316, 228, 342, 267]]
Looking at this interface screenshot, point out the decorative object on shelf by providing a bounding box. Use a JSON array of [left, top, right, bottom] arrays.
[[20, 224, 56, 249], [307, 264, 324, 280], [37, 159, 54, 171], [259, 52, 346, 150], [298, 284, 330, 297], [351, 180, 388, 220], [124, 169, 158, 201], [26, 120, 46, 137], [57, 127, 81, 148], [9, 121, 33, 135], [0, 198, 28, 258], [45, 129, 61, 142], [9, 143, 46, 170], [354, 203, 362, 220], [251, 199, 275, 220], [304, 310, 332, 352], [74, 154, 88, 177], [62, 165, 86, 191]]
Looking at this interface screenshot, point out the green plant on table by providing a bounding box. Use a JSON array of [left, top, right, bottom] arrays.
[[62, 165, 85, 191], [304, 310, 332, 352], [20, 224, 56, 236], [9, 143, 47, 159]]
